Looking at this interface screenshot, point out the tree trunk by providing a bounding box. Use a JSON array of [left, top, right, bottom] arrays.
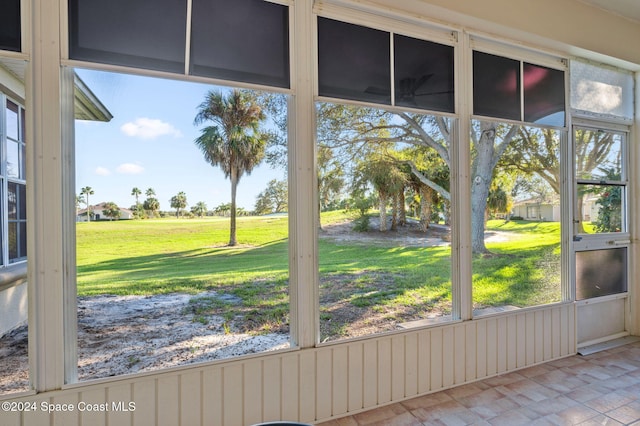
[[391, 193, 398, 231], [398, 189, 406, 226], [419, 185, 432, 232], [229, 176, 238, 246], [471, 122, 499, 254], [379, 192, 388, 232]]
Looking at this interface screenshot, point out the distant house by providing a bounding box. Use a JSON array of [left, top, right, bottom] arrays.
[[511, 197, 560, 221], [77, 202, 134, 221], [511, 195, 602, 223]]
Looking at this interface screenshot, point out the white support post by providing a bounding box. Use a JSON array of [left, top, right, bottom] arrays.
[[629, 71, 640, 336], [27, 0, 66, 391], [288, 0, 319, 348], [455, 32, 472, 321]]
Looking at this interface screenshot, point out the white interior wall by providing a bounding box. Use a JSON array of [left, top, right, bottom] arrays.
[[1, 0, 637, 425], [0, 282, 27, 336]]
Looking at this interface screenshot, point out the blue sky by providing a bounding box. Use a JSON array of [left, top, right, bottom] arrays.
[[75, 69, 286, 212]]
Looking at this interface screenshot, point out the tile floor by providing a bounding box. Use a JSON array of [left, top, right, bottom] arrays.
[[317, 341, 640, 425]]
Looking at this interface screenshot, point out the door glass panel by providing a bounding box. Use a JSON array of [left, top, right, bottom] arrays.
[[577, 184, 623, 234], [575, 129, 623, 181], [576, 248, 627, 300], [574, 128, 626, 234]]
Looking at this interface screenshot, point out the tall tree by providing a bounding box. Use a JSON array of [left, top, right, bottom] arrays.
[[145, 188, 156, 198], [80, 186, 94, 222], [194, 89, 268, 246], [170, 192, 187, 218], [131, 187, 142, 205], [131, 187, 142, 218]]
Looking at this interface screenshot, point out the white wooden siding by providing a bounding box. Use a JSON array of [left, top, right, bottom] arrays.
[[4, 303, 575, 426]]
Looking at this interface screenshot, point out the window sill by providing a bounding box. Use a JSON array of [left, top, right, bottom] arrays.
[[0, 262, 27, 292]]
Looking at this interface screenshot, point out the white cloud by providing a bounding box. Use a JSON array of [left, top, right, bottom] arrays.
[[120, 118, 182, 140], [116, 163, 145, 175], [95, 166, 111, 176]]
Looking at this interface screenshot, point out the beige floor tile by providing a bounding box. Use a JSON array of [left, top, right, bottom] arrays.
[[554, 404, 601, 424], [352, 403, 408, 425], [575, 414, 624, 426], [314, 344, 640, 426], [606, 401, 640, 425], [400, 392, 454, 411], [584, 391, 635, 414]]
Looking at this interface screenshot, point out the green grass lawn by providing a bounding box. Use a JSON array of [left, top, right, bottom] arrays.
[[77, 214, 561, 338], [475, 220, 561, 308]]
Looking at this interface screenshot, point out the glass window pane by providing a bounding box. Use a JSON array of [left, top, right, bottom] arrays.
[[394, 34, 454, 113], [570, 60, 634, 120], [473, 51, 520, 121], [317, 101, 453, 341], [471, 121, 562, 315], [576, 248, 627, 300], [6, 101, 18, 140], [190, 0, 289, 88], [8, 222, 17, 261], [523, 63, 565, 126], [575, 128, 623, 181], [74, 68, 290, 381], [19, 222, 27, 259], [318, 17, 391, 104], [6, 140, 19, 178], [19, 144, 25, 180], [20, 108, 25, 142], [577, 184, 623, 234], [18, 183, 25, 220], [0, 0, 21, 52], [68, 0, 187, 73], [7, 182, 16, 220]]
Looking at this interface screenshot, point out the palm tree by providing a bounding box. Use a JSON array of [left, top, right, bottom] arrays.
[[75, 194, 84, 219], [80, 186, 94, 222], [194, 89, 268, 246], [191, 201, 208, 218], [145, 188, 156, 198], [170, 191, 188, 218], [131, 187, 142, 218], [143, 197, 160, 218], [131, 187, 142, 205]]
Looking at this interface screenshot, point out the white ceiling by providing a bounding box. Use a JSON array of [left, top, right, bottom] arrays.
[[579, 0, 640, 23]]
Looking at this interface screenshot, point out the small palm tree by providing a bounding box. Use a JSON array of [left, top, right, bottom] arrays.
[[80, 186, 94, 222], [143, 197, 160, 218], [191, 201, 208, 218], [194, 89, 268, 246], [170, 191, 188, 218]]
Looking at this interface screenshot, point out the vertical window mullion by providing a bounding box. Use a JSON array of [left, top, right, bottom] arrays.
[[390, 32, 395, 106], [1, 95, 7, 266]]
